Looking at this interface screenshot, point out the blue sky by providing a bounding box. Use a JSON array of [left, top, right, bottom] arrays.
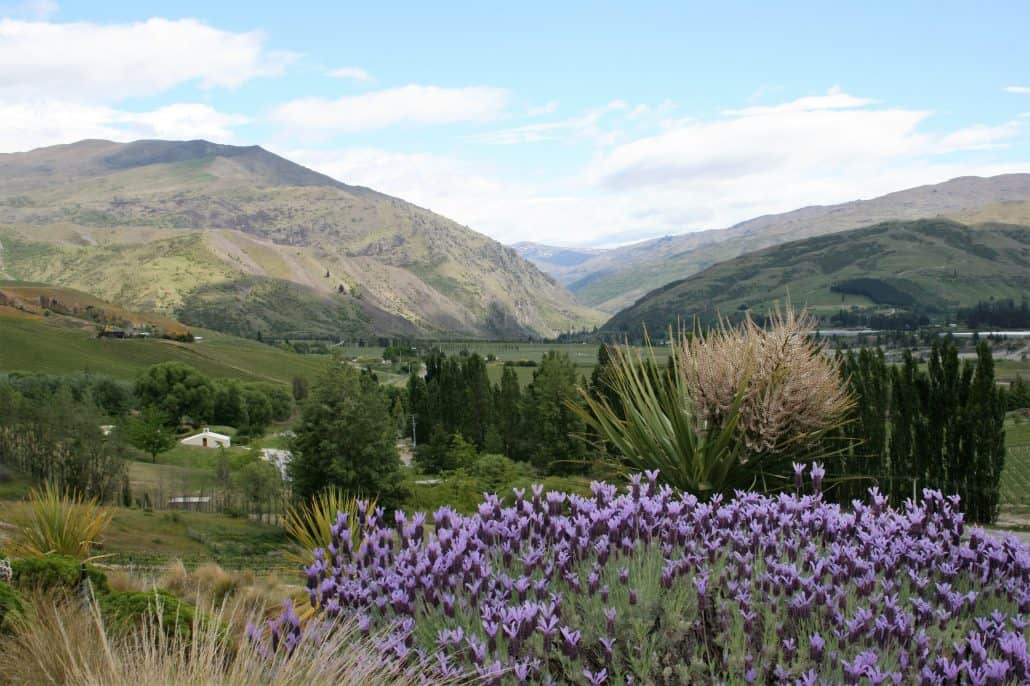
[[1, 1, 1028, 246]]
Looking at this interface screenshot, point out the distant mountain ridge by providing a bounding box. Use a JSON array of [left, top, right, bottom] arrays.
[[517, 174, 1030, 313], [600, 218, 1030, 335], [0, 139, 603, 339]]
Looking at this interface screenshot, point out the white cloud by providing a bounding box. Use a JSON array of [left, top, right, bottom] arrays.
[[289, 90, 1030, 247], [471, 100, 628, 145], [1005, 86, 1030, 94], [270, 85, 509, 133], [940, 121, 1022, 151], [327, 66, 373, 82], [0, 100, 248, 151], [0, 18, 295, 101]]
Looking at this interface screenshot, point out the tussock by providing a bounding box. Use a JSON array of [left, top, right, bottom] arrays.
[[0, 593, 447, 686]]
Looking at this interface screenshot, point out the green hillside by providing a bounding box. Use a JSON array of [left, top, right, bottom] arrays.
[[602, 219, 1030, 335], [514, 175, 1030, 314], [0, 139, 602, 338], [0, 285, 326, 383]]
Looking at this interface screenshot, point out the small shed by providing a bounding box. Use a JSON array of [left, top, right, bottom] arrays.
[[180, 427, 231, 449]]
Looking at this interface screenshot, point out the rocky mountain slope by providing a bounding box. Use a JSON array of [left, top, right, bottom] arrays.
[[0, 139, 602, 339]]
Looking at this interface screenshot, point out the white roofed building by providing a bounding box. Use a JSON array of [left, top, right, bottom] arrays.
[[180, 428, 231, 449]]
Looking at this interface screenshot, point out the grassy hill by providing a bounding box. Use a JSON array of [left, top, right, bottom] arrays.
[[517, 174, 1030, 313], [0, 283, 326, 383], [0, 139, 603, 338], [601, 219, 1030, 335]]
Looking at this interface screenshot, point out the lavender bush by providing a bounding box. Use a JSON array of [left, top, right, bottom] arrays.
[[261, 470, 1029, 684]]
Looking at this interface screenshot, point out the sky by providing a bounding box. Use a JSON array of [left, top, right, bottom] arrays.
[[1, 1, 1029, 247]]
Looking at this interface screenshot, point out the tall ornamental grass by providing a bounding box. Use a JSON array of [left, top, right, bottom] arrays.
[[577, 307, 853, 496], [8, 482, 112, 559], [0, 592, 444, 686]]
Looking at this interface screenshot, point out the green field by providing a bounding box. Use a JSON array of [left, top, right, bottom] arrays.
[[1001, 414, 1030, 507], [0, 312, 328, 384], [335, 341, 672, 387]]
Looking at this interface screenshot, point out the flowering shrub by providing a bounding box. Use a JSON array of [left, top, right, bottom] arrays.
[[262, 470, 1029, 684]]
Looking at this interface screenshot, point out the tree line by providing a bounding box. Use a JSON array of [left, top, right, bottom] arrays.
[[405, 349, 588, 474], [958, 297, 1030, 329], [835, 341, 1007, 523]]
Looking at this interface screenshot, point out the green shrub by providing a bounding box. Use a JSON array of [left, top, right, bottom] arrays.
[[0, 583, 25, 631], [100, 590, 197, 641], [10, 555, 109, 595]]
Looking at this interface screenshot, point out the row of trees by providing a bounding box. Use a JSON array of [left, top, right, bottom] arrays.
[[406, 350, 588, 473], [134, 363, 293, 437], [958, 297, 1030, 329], [0, 382, 127, 501], [836, 342, 1007, 522]]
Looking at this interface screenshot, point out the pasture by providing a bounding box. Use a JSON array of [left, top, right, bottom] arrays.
[[0, 309, 328, 384]]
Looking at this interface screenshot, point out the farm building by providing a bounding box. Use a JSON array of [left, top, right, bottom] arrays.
[[180, 427, 231, 448], [167, 496, 212, 511]]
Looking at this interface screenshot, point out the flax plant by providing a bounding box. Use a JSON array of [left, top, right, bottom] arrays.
[[283, 487, 373, 568], [574, 332, 748, 497], [576, 307, 854, 496], [8, 482, 112, 559]]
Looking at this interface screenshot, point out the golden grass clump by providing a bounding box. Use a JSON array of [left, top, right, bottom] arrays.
[[157, 560, 288, 627], [678, 307, 854, 458], [0, 594, 448, 686], [7, 482, 112, 559]]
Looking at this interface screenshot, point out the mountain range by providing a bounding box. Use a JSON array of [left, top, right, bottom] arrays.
[[516, 174, 1030, 313], [601, 218, 1030, 335], [0, 139, 603, 340]]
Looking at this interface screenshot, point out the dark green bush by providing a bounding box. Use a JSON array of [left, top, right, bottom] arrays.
[[10, 555, 109, 594], [100, 590, 197, 640], [0, 582, 25, 631]]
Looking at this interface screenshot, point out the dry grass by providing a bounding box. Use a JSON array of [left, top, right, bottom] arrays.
[[7, 483, 112, 559], [0, 592, 451, 686], [157, 560, 291, 628]]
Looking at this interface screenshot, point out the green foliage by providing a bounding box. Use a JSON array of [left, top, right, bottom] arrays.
[[830, 277, 918, 307], [0, 376, 129, 501], [1009, 375, 1030, 411], [283, 486, 374, 567], [124, 406, 176, 462], [404, 470, 486, 514], [8, 483, 113, 559], [466, 453, 536, 492], [232, 461, 282, 509], [291, 375, 308, 402], [0, 582, 25, 632], [11, 555, 109, 594], [573, 337, 747, 497], [99, 589, 197, 641], [289, 361, 407, 508], [520, 351, 586, 473], [837, 341, 1008, 523], [415, 429, 477, 475], [134, 362, 215, 425], [603, 219, 1030, 337]]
